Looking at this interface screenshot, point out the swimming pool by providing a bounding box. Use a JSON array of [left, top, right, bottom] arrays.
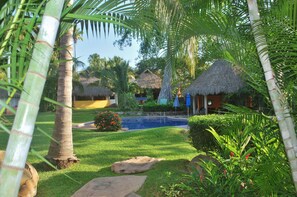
[[121, 116, 188, 130]]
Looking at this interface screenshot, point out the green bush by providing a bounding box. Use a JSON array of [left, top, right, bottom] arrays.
[[143, 101, 185, 112], [94, 111, 121, 131], [162, 114, 295, 196], [188, 114, 239, 151], [118, 92, 139, 111]]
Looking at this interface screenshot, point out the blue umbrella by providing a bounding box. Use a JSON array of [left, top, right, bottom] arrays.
[[186, 93, 191, 107], [186, 93, 191, 116], [173, 95, 180, 108]]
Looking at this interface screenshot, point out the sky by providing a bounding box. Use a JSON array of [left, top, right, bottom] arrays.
[[75, 32, 140, 68]]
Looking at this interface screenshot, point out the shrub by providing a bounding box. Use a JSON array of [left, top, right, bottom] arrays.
[[143, 100, 185, 112], [162, 114, 295, 196], [94, 111, 121, 131], [118, 92, 139, 111], [188, 114, 240, 151]]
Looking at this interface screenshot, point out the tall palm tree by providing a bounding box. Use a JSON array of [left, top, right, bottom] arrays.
[[46, 0, 78, 168], [46, 0, 149, 168], [139, 0, 224, 102]]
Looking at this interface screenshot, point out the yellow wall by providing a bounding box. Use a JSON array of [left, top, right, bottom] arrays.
[[74, 100, 110, 109]]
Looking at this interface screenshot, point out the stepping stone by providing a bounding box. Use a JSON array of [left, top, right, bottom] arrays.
[[71, 175, 146, 197], [111, 156, 164, 174], [125, 192, 141, 197]]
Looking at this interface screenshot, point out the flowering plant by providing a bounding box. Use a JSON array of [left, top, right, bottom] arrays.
[[94, 111, 121, 132]]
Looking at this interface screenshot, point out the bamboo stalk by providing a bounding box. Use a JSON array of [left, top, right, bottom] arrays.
[[0, 1, 65, 196], [247, 0, 297, 192]]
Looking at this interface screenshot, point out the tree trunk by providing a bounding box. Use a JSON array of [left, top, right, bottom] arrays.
[[46, 0, 78, 169], [157, 62, 172, 103], [158, 38, 173, 103], [247, 0, 297, 191], [0, 0, 65, 196]]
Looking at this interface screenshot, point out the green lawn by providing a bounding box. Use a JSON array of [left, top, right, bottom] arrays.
[[0, 109, 197, 197]]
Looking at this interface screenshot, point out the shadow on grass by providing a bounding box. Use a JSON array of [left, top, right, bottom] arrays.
[[1, 114, 197, 197], [36, 159, 192, 197]]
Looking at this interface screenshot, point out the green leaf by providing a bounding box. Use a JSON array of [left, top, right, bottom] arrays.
[[43, 97, 72, 109]]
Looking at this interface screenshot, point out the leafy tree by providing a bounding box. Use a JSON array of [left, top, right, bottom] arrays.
[[102, 56, 130, 94], [134, 57, 165, 75]]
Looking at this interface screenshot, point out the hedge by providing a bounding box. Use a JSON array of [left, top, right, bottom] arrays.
[[142, 101, 185, 112], [188, 114, 240, 151]]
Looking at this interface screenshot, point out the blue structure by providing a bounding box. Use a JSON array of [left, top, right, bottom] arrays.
[[186, 93, 191, 116], [173, 95, 180, 108]]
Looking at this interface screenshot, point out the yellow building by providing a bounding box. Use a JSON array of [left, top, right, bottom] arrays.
[[73, 77, 115, 109]]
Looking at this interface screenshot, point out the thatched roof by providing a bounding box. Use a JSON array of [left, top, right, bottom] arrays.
[[185, 60, 244, 96], [73, 77, 112, 97], [135, 69, 162, 89]]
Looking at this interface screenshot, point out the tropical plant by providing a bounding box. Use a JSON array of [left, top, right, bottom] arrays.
[[118, 92, 139, 111], [163, 113, 295, 196], [247, 0, 297, 190]]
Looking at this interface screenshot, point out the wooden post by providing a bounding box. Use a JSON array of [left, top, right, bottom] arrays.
[[192, 95, 196, 114], [197, 95, 200, 114], [204, 95, 208, 115]]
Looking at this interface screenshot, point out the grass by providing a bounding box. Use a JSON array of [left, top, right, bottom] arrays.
[[0, 109, 197, 197]]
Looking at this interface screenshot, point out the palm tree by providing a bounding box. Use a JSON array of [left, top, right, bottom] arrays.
[[46, 0, 150, 168], [137, 0, 224, 103], [46, 0, 78, 168]]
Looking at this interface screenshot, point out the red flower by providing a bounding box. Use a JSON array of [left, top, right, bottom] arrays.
[[223, 169, 227, 176], [230, 152, 235, 157], [245, 154, 251, 160]]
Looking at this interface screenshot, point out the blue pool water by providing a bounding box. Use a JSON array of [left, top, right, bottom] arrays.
[[121, 116, 188, 130]]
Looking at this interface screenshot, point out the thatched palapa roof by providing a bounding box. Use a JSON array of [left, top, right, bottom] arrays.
[[73, 77, 112, 97], [135, 69, 162, 89], [185, 60, 244, 96]]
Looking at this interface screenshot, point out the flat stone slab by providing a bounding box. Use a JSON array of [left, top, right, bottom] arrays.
[[112, 156, 164, 174], [71, 175, 147, 197]]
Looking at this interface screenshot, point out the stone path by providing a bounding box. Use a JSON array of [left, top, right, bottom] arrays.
[[71, 175, 147, 197], [112, 156, 163, 174], [71, 156, 165, 196]]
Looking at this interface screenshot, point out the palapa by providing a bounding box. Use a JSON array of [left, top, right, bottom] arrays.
[[135, 69, 162, 89], [185, 60, 244, 96], [73, 77, 112, 97]]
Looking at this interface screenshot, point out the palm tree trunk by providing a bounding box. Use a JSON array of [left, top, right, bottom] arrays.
[[158, 38, 173, 102], [46, 0, 79, 169], [247, 0, 297, 191], [0, 0, 65, 196], [158, 62, 172, 102]]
